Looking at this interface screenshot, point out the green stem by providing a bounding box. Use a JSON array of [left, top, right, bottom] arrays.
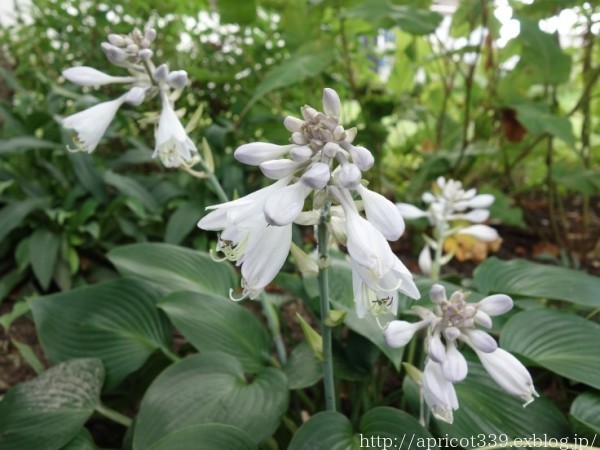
[[205, 169, 229, 204], [95, 403, 133, 428], [259, 293, 287, 365], [161, 346, 180, 362], [318, 204, 336, 412]]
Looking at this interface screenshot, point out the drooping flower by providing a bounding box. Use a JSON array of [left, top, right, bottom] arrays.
[[422, 359, 459, 424], [396, 177, 499, 276], [384, 283, 537, 422]]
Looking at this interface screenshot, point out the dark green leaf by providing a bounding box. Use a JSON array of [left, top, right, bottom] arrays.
[[148, 424, 256, 450], [104, 171, 159, 214], [108, 243, 238, 296], [60, 429, 99, 450], [31, 278, 171, 389], [29, 229, 61, 290], [284, 342, 323, 389], [473, 257, 600, 308], [0, 198, 49, 242], [0, 136, 60, 154], [165, 202, 205, 245], [501, 309, 600, 390], [570, 391, 600, 435], [0, 358, 104, 450], [513, 103, 575, 146], [158, 291, 271, 372], [132, 353, 288, 448]]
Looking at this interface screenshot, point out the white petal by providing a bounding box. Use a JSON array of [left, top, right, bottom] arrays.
[[458, 225, 499, 242], [301, 162, 330, 189], [62, 66, 135, 87], [260, 159, 303, 180], [345, 144, 374, 170], [430, 284, 447, 304], [62, 96, 125, 152], [418, 245, 432, 275], [284, 116, 304, 133], [123, 86, 146, 106], [290, 145, 313, 162], [474, 310, 493, 328], [466, 194, 495, 209], [428, 332, 446, 363], [234, 142, 292, 165], [263, 182, 311, 226], [384, 320, 426, 348], [442, 341, 468, 382], [396, 203, 429, 220], [463, 329, 497, 353], [322, 88, 341, 118], [478, 294, 513, 316], [339, 163, 362, 189], [153, 99, 197, 167], [241, 223, 292, 298], [422, 192, 436, 204], [423, 360, 458, 424], [476, 348, 538, 405], [357, 185, 404, 241], [167, 70, 188, 89], [452, 209, 489, 223]]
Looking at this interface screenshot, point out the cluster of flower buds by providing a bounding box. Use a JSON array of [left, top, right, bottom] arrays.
[[384, 284, 538, 423], [60, 27, 197, 168], [198, 88, 419, 315], [396, 177, 499, 276]]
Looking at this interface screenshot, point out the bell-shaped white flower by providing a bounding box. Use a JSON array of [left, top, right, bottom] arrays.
[[61, 95, 126, 153], [263, 181, 312, 226], [153, 96, 197, 168], [235, 142, 294, 165], [62, 66, 136, 86], [422, 360, 458, 424], [475, 348, 539, 406], [357, 184, 405, 241]]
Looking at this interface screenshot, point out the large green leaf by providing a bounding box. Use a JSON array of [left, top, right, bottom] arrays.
[[305, 258, 405, 369], [345, 0, 442, 35], [433, 353, 570, 439], [61, 429, 99, 450], [108, 243, 238, 296], [501, 309, 600, 390], [473, 257, 600, 308], [0, 197, 49, 242], [0, 136, 60, 154], [0, 358, 104, 450], [132, 353, 289, 448], [512, 103, 575, 146], [31, 278, 171, 389], [289, 407, 436, 450], [165, 202, 205, 245], [148, 424, 257, 450], [29, 229, 61, 290], [158, 291, 271, 372], [284, 342, 322, 389], [570, 391, 600, 435]]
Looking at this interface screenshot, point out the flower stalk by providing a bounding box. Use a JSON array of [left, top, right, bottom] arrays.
[[318, 202, 336, 412]]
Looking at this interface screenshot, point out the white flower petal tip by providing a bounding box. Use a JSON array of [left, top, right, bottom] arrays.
[[322, 88, 341, 118], [263, 182, 311, 226], [428, 333, 446, 363], [283, 116, 304, 133], [430, 284, 447, 304], [62, 66, 135, 87], [260, 159, 302, 180], [234, 142, 292, 165], [418, 246, 433, 275], [167, 70, 188, 89], [290, 145, 313, 162], [396, 203, 429, 220], [384, 320, 425, 348], [442, 342, 468, 382], [301, 162, 330, 189], [153, 100, 197, 168], [464, 329, 498, 353], [123, 86, 146, 106], [358, 185, 405, 241], [476, 348, 538, 406], [339, 163, 362, 189], [467, 194, 495, 209], [347, 145, 374, 170], [423, 360, 458, 424], [478, 294, 513, 316], [61, 96, 126, 153], [458, 224, 499, 242]]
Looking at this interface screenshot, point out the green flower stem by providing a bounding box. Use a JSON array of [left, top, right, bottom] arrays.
[[160, 346, 181, 362], [259, 293, 287, 365], [95, 403, 133, 428], [318, 204, 336, 412], [205, 169, 229, 204]]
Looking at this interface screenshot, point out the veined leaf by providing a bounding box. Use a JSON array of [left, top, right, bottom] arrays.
[[29, 229, 61, 290]]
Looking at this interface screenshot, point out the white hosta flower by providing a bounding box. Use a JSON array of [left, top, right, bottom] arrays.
[[384, 319, 430, 348], [153, 98, 197, 168], [197, 179, 292, 300], [356, 184, 405, 241], [62, 66, 136, 86], [62, 95, 126, 153], [422, 360, 459, 424], [475, 348, 539, 406]]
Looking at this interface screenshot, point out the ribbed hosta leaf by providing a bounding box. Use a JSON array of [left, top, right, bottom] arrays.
[[108, 242, 237, 296], [31, 278, 171, 389], [61, 429, 99, 450], [133, 353, 288, 448], [570, 391, 600, 435], [433, 353, 570, 439], [474, 257, 600, 308], [148, 424, 257, 450], [289, 407, 436, 450], [284, 342, 322, 389], [501, 309, 600, 390], [0, 358, 103, 450], [158, 291, 271, 372]]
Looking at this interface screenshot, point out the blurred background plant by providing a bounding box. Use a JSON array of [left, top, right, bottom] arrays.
[[0, 0, 599, 448]]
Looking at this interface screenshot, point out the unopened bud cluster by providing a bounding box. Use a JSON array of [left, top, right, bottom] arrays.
[[384, 284, 538, 423], [199, 89, 419, 314], [60, 27, 196, 168]]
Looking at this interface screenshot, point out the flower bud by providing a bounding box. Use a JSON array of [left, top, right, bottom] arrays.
[[145, 28, 157, 42], [323, 142, 340, 158], [333, 125, 345, 141], [138, 49, 153, 60], [458, 224, 499, 242], [154, 64, 169, 82], [167, 70, 189, 89], [322, 88, 341, 118], [123, 86, 146, 106], [107, 34, 125, 46], [301, 106, 317, 121], [290, 145, 313, 162], [384, 320, 426, 348], [441, 341, 468, 382], [478, 294, 513, 316], [259, 159, 302, 180], [428, 332, 446, 363], [430, 284, 446, 304], [356, 184, 404, 241], [339, 163, 361, 189], [283, 116, 304, 133], [463, 329, 497, 353], [346, 144, 374, 171], [291, 132, 308, 145], [301, 162, 330, 189], [101, 43, 129, 63]]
